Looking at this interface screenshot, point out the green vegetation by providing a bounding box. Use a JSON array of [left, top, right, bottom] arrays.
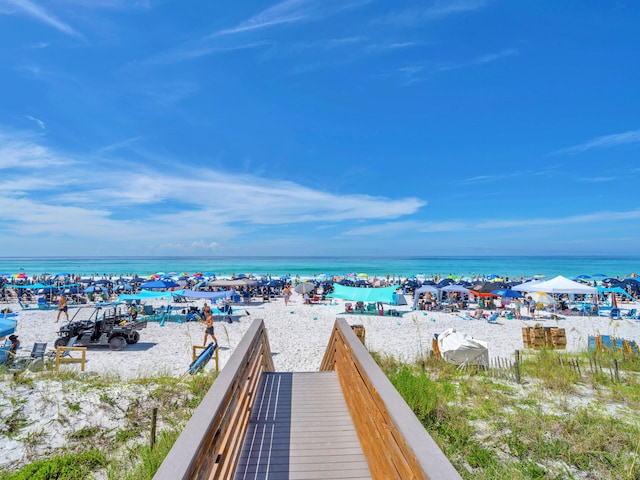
[[2, 347, 638, 479], [0, 449, 106, 480], [0, 370, 217, 480], [379, 349, 640, 480]]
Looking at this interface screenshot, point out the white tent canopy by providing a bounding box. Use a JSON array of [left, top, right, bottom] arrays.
[[512, 275, 597, 295]]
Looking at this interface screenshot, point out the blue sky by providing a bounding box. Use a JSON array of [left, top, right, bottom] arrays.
[[0, 0, 639, 257]]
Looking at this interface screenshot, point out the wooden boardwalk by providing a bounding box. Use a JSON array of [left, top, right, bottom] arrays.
[[234, 371, 372, 480]]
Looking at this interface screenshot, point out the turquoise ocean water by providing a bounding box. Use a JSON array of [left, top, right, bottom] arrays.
[[1, 256, 639, 280]]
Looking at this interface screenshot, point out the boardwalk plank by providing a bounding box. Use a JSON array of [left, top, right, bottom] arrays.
[[233, 372, 372, 480]]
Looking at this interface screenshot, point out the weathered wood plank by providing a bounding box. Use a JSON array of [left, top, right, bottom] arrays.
[[234, 371, 370, 480]]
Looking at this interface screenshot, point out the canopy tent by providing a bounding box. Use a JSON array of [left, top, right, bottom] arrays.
[[412, 285, 439, 309], [174, 290, 236, 300], [596, 286, 634, 300], [327, 284, 398, 304], [512, 275, 597, 295]]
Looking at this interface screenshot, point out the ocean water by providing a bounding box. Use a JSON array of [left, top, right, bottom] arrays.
[[1, 256, 639, 280]]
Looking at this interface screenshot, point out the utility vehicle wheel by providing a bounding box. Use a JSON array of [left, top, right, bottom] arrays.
[[54, 337, 69, 348], [126, 331, 140, 344], [109, 335, 126, 351]]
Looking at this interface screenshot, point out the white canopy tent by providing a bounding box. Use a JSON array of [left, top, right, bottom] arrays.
[[512, 275, 597, 295]]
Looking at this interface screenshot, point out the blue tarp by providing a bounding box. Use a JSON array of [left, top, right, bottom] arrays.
[[0, 318, 18, 337], [118, 289, 185, 301], [174, 290, 236, 300], [596, 286, 634, 299], [327, 284, 398, 303]]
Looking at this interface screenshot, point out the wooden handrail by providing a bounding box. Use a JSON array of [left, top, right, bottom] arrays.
[[320, 318, 462, 480], [153, 319, 274, 480]]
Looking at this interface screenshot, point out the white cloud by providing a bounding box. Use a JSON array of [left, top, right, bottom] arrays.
[[210, 0, 371, 37], [552, 129, 640, 155], [0, 0, 82, 37], [376, 0, 487, 26], [0, 128, 426, 252]]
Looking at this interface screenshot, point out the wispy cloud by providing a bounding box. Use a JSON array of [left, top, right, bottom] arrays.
[[435, 48, 518, 72], [391, 48, 518, 86], [0, 128, 425, 253], [1, 0, 82, 37], [376, 0, 487, 27], [209, 0, 371, 37], [551, 129, 640, 155], [343, 209, 640, 237], [24, 115, 45, 130], [145, 41, 274, 65]]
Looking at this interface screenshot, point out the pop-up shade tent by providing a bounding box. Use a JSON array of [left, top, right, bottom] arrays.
[[512, 275, 597, 295], [327, 284, 398, 304]]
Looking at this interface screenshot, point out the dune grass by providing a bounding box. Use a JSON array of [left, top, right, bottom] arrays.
[[375, 349, 640, 480], [2, 348, 639, 479]]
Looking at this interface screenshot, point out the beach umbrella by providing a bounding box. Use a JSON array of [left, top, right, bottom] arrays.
[[188, 342, 217, 375], [357, 273, 369, 279], [295, 282, 315, 294], [491, 289, 523, 299], [592, 273, 607, 277], [83, 285, 106, 294], [54, 272, 71, 278], [139, 280, 179, 289], [529, 292, 555, 305]]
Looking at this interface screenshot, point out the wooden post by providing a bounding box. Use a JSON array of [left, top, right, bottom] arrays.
[[514, 350, 521, 384], [614, 359, 620, 383], [150, 407, 158, 448], [350, 324, 365, 345]]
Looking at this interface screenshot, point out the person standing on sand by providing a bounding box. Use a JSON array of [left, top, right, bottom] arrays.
[[283, 285, 292, 306], [515, 298, 522, 319], [201, 302, 211, 321], [527, 296, 536, 320], [202, 309, 217, 346], [56, 294, 69, 323]]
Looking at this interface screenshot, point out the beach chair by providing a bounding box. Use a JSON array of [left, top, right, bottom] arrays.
[[8, 342, 49, 372], [355, 301, 365, 312], [366, 303, 377, 313], [609, 308, 621, 320], [486, 312, 499, 324], [588, 335, 598, 353], [344, 303, 353, 313], [624, 309, 637, 318]]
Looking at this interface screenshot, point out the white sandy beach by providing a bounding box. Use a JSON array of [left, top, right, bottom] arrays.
[[1, 293, 640, 472], [5, 293, 640, 377]]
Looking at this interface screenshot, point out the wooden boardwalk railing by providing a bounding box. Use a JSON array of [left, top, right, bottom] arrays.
[[153, 319, 274, 480], [320, 318, 461, 480], [154, 318, 461, 480]]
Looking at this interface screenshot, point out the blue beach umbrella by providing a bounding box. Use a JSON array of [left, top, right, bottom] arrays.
[[491, 289, 523, 299]]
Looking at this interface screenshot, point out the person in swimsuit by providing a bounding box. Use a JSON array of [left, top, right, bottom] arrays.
[[56, 294, 69, 323], [202, 309, 217, 346]]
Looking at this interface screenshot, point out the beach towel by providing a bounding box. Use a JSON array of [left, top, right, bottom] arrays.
[[457, 314, 475, 321]]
